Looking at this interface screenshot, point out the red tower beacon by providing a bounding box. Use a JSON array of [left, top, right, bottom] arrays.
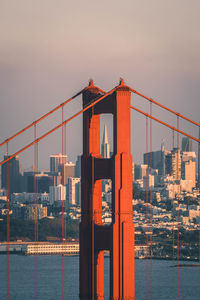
[[80, 79, 135, 300]]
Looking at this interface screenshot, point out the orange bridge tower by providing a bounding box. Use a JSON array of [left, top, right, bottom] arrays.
[[80, 79, 135, 300]]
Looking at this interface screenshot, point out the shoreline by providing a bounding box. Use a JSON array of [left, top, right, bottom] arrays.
[[0, 252, 199, 262]]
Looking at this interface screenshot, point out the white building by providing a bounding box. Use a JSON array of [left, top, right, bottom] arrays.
[[143, 174, 154, 190], [24, 204, 47, 220], [68, 177, 81, 206], [181, 158, 196, 188], [26, 242, 79, 255], [41, 192, 49, 202], [49, 184, 66, 205]]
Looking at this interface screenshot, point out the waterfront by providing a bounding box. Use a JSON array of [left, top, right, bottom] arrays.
[[0, 255, 199, 299]]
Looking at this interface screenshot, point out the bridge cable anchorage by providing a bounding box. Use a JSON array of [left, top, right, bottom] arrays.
[[6, 142, 10, 300], [172, 129, 175, 300], [0, 88, 88, 148], [130, 106, 200, 144], [130, 88, 200, 128], [0, 87, 117, 167], [145, 116, 149, 300]]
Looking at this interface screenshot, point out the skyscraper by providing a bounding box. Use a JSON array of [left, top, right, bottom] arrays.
[[181, 160, 196, 188], [1, 155, 22, 193], [166, 148, 181, 181], [143, 140, 170, 175], [101, 125, 110, 158], [181, 137, 192, 152], [67, 177, 81, 206], [75, 155, 81, 178], [50, 154, 67, 172], [172, 148, 181, 181], [63, 162, 75, 185], [49, 184, 66, 205], [134, 164, 148, 180]]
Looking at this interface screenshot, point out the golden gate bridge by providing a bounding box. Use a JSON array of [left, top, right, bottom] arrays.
[[0, 79, 200, 300]]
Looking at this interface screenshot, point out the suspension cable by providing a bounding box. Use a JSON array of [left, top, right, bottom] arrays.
[[0, 87, 117, 167], [2, 84, 199, 149], [61, 106, 67, 300], [0, 88, 90, 148], [130, 106, 200, 144], [34, 124, 38, 300], [149, 102, 153, 300], [1, 91, 200, 169], [145, 116, 149, 300], [130, 88, 200, 128], [6, 143, 10, 300], [176, 116, 180, 300], [172, 129, 175, 300]]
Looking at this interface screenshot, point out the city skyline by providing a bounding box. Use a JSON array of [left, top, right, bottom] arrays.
[[0, 1, 200, 299], [1, 1, 200, 169], [0, 82, 199, 299]]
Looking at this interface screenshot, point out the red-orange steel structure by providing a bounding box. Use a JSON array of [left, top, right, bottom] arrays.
[[80, 79, 135, 300], [1, 93, 199, 168], [130, 88, 200, 128], [1, 79, 200, 300]]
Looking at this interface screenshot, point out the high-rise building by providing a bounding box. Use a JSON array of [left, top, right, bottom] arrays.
[[1, 155, 22, 193], [45, 171, 62, 187], [181, 160, 196, 188], [134, 164, 148, 180], [182, 151, 196, 162], [75, 155, 81, 178], [143, 174, 154, 190], [165, 153, 172, 176], [63, 162, 75, 185], [165, 148, 181, 181], [181, 137, 192, 152], [49, 184, 66, 205], [36, 173, 53, 193], [101, 125, 110, 158], [181, 151, 196, 188], [50, 154, 67, 172], [21, 171, 35, 193], [22, 171, 54, 193], [67, 177, 81, 206], [143, 141, 170, 175], [172, 148, 181, 181]]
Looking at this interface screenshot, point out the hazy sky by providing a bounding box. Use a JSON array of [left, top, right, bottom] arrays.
[[0, 0, 200, 170]]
